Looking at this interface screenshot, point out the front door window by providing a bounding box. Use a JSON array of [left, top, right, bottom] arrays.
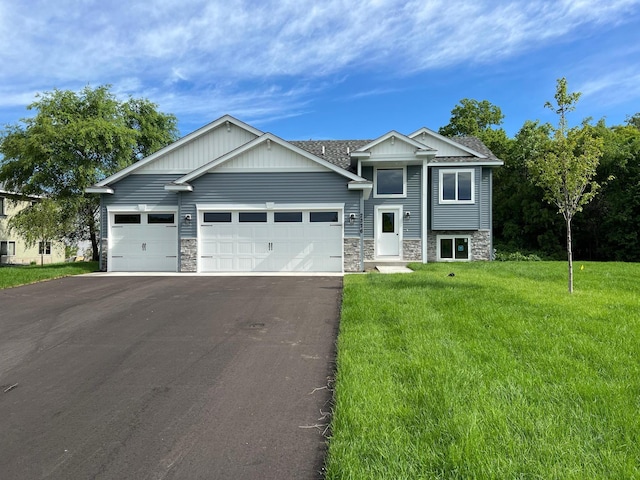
[[382, 212, 395, 233]]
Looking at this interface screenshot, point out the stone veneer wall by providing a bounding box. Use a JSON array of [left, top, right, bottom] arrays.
[[363, 238, 422, 261], [343, 238, 361, 272], [180, 238, 198, 272], [363, 239, 375, 261], [403, 240, 422, 261], [100, 238, 108, 271], [427, 230, 492, 261]]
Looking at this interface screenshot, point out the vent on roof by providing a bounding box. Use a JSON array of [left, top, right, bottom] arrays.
[[347, 147, 350, 154], [322, 145, 325, 155]]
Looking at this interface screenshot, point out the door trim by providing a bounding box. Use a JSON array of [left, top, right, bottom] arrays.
[[375, 205, 403, 258]]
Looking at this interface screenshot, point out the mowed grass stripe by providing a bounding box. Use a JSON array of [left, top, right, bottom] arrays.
[[326, 262, 640, 479], [0, 261, 99, 289]]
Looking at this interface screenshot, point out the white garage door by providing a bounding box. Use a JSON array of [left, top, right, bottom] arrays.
[[109, 212, 178, 272], [199, 209, 343, 272]]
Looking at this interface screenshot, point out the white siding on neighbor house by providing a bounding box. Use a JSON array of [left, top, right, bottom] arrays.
[[135, 124, 258, 174], [413, 134, 473, 156], [369, 137, 417, 156], [215, 142, 327, 172]]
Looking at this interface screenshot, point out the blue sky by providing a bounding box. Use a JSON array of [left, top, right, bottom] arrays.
[[1, 0, 639, 142]]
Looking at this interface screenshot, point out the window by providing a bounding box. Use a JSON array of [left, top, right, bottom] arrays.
[[114, 214, 141, 224], [148, 213, 175, 224], [437, 236, 471, 261], [274, 212, 302, 222], [310, 211, 339, 223], [374, 167, 406, 197], [204, 212, 232, 222], [39, 241, 52, 255], [1, 241, 16, 256], [0, 196, 5, 216], [439, 169, 474, 204], [239, 212, 267, 222]]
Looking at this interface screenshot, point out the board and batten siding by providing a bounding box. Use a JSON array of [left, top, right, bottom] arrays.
[[361, 165, 422, 239], [180, 172, 361, 238], [431, 166, 493, 230], [135, 125, 258, 174], [101, 174, 180, 237]]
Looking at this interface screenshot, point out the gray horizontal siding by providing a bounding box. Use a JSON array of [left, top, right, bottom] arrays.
[[431, 166, 483, 230], [480, 168, 491, 230], [181, 172, 361, 237], [362, 165, 422, 239], [101, 174, 180, 237]]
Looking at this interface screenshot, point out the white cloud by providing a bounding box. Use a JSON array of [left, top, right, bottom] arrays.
[[1, 0, 639, 124]]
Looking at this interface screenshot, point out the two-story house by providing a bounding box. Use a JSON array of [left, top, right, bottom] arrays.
[[0, 185, 66, 265], [86, 115, 502, 273]]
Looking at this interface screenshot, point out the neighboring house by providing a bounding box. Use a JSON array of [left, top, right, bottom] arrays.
[[0, 186, 65, 265], [86, 115, 503, 273]]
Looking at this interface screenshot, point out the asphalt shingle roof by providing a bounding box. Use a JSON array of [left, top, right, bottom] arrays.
[[291, 135, 500, 171]]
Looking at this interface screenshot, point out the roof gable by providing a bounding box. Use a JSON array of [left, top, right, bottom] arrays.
[[408, 127, 487, 158], [353, 131, 435, 157], [174, 133, 367, 185], [96, 115, 263, 186]]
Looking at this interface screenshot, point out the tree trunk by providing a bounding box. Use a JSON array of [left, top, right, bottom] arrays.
[[88, 217, 99, 262], [566, 216, 573, 293]]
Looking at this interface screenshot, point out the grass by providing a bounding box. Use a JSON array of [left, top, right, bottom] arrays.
[[0, 261, 99, 289], [326, 262, 640, 479]]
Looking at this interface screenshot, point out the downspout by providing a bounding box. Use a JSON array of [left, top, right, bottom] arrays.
[[422, 159, 429, 263], [178, 192, 182, 271], [360, 192, 365, 271]]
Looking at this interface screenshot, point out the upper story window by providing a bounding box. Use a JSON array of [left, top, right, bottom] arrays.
[[439, 169, 474, 204], [0, 196, 5, 216], [374, 167, 406, 198]]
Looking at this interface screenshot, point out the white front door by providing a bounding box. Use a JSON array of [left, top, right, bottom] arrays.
[[376, 206, 402, 257]]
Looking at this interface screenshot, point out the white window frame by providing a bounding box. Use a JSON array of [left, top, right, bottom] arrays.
[[39, 241, 52, 255], [373, 166, 407, 198], [1, 240, 16, 256], [439, 169, 475, 204], [436, 235, 471, 261]]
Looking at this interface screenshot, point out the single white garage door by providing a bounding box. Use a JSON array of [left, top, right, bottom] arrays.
[[109, 211, 178, 272], [199, 209, 343, 272]]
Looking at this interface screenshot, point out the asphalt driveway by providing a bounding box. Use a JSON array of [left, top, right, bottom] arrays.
[[0, 275, 342, 479]]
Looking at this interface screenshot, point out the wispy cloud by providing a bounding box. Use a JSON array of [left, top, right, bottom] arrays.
[[1, 0, 639, 126]]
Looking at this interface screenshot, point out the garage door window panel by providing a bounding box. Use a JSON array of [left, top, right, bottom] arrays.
[[310, 211, 339, 223], [204, 212, 232, 222], [114, 214, 141, 224], [274, 212, 302, 222], [239, 212, 267, 222], [148, 213, 175, 224]]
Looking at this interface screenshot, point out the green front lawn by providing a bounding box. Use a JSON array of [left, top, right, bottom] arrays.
[[0, 261, 99, 289], [326, 262, 640, 479]]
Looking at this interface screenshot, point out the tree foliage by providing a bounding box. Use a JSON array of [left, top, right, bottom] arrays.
[[8, 198, 69, 265], [0, 85, 178, 260], [527, 78, 604, 292]]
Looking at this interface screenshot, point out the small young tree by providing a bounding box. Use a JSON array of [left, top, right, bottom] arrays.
[[527, 78, 604, 293], [8, 199, 68, 265]]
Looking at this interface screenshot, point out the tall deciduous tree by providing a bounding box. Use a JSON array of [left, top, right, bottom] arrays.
[[0, 85, 178, 260], [527, 78, 604, 293]]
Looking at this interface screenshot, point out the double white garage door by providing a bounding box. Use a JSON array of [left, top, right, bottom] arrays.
[[198, 208, 343, 272], [108, 207, 343, 273]]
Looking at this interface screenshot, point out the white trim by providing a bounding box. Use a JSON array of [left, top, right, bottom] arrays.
[[436, 234, 471, 262], [373, 166, 407, 199], [196, 203, 345, 212], [86, 186, 114, 194], [165, 183, 193, 192], [374, 205, 403, 258], [438, 168, 475, 204], [176, 133, 367, 185], [408, 127, 488, 158], [354, 130, 430, 154], [422, 160, 428, 263], [107, 205, 178, 213], [428, 160, 503, 167], [96, 115, 263, 187]]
